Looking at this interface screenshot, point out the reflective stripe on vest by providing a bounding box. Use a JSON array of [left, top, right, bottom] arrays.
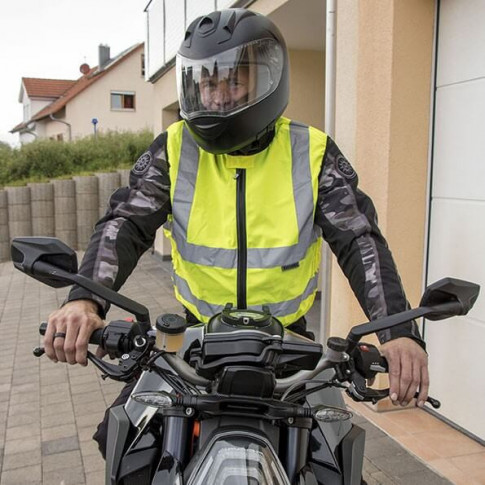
[[165, 117, 326, 324], [169, 122, 320, 269], [173, 269, 320, 320]]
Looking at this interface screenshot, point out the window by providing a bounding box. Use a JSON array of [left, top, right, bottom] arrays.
[[111, 92, 136, 111], [141, 54, 145, 77]]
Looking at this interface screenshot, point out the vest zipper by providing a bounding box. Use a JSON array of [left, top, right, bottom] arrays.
[[235, 168, 247, 308]]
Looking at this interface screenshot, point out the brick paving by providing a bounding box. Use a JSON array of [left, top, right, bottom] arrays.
[[0, 252, 452, 484]]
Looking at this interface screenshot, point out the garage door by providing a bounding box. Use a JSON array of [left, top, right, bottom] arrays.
[[426, 0, 485, 442]]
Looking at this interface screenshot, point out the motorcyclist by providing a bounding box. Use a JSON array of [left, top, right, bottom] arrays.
[[44, 8, 429, 453]]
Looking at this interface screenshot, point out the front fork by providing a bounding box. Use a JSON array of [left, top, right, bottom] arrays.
[[280, 417, 313, 483]]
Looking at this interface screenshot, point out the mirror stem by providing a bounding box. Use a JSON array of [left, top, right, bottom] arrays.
[[32, 260, 151, 330]]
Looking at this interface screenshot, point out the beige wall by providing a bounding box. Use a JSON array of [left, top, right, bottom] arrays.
[[42, 46, 153, 141], [285, 49, 325, 130], [331, 0, 435, 351], [152, 68, 178, 135]]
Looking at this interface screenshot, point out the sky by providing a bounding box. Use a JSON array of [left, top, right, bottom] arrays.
[[0, 0, 148, 146]]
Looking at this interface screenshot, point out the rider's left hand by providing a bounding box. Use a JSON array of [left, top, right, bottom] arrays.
[[380, 337, 429, 408]]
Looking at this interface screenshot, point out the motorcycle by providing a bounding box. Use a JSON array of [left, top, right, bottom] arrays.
[[11, 237, 480, 485]]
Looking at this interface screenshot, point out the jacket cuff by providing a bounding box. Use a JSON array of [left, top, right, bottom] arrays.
[[377, 320, 427, 352], [64, 286, 109, 319]]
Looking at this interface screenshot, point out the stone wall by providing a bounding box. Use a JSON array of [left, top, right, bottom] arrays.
[[0, 169, 131, 262]]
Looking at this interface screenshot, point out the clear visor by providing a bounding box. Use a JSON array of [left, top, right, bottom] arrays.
[[177, 39, 284, 119]]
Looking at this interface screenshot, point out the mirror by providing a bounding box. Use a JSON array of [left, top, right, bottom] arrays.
[[419, 277, 480, 320], [11, 237, 78, 288], [11, 237, 151, 329], [346, 277, 480, 349]]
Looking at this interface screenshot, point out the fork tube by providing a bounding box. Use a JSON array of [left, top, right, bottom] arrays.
[[281, 418, 312, 482], [161, 413, 192, 465]]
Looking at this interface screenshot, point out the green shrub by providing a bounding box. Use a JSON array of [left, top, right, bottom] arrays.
[[0, 130, 153, 187]]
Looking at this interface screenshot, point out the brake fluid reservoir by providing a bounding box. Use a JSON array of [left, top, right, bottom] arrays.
[[155, 314, 187, 352]]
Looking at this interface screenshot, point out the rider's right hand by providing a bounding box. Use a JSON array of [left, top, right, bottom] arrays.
[[44, 299, 104, 366]]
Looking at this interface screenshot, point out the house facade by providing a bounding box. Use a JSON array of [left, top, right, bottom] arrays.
[[12, 43, 153, 143], [143, 0, 485, 445], [15, 78, 76, 143]]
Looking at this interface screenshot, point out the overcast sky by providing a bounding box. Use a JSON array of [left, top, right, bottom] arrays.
[[0, 0, 148, 146]]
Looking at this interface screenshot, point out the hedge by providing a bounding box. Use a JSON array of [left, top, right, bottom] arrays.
[[0, 130, 153, 187]]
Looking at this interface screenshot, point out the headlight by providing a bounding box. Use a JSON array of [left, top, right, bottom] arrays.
[[187, 434, 290, 485]]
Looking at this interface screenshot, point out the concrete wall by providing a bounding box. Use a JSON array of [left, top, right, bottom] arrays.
[[0, 169, 131, 262]]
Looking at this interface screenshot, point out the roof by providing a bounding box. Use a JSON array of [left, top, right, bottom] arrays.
[[31, 43, 143, 123], [12, 43, 144, 133], [11, 120, 31, 133], [21, 78, 76, 99]]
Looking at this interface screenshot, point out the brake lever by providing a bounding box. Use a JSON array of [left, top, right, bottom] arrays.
[[347, 373, 441, 409], [88, 346, 152, 382], [346, 373, 387, 404]]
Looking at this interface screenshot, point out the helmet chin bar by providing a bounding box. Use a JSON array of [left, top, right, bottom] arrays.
[[185, 101, 284, 155]]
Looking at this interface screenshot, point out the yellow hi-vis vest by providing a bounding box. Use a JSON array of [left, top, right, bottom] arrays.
[[164, 117, 327, 325]]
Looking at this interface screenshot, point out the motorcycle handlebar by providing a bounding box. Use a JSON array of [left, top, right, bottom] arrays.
[[38, 321, 105, 346], [37, 321, 339, 391], [161, 350, 344, 392]]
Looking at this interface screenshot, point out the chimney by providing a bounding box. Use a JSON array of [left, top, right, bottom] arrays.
[[98, 44, 110, 69]]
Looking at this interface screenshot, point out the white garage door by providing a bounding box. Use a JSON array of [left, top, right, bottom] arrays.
[[426, 0, 485, 442]]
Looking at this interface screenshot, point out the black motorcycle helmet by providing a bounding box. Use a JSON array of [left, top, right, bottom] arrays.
[[176, 9, 289, 154]]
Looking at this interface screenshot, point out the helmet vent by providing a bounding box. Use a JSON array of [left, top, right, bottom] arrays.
[[183, 29, 192, 47], [198, 16, 215, 35], [222, 10, 236, 35]]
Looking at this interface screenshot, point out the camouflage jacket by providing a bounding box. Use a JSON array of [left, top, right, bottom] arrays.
[[67, 130, 425, 349]]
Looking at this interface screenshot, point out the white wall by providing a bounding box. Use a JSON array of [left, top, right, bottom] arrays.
[[145, 0, 238, 80], [426, 0, 485, 441]]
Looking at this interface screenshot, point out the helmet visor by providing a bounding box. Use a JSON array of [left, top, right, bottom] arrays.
[[177, 39, 284, 119]]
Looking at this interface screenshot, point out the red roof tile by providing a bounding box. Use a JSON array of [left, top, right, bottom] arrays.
[[22, 78, 76, 99]]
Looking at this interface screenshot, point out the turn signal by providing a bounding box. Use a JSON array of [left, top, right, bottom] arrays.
[[132, 392, 173, 408], [313, 405, 353, 422]]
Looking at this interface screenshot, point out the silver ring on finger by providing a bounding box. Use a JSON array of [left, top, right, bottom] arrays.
[[53, 332, 67, 339]]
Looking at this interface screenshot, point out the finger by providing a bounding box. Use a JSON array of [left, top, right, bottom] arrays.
[[44, 316, 58, 362], [95, 346, 108, 359], [53, 319, 69, 363], [416, 364, 430, 408], [397, 355, 413, 405], [76, 319, 94, 366], [387, 354, 401, 405], [63, 322, 80, 365], [403, 361, 420, 406]]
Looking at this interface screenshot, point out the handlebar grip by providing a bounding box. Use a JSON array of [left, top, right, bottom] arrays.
[[38, 322, 105, 346]]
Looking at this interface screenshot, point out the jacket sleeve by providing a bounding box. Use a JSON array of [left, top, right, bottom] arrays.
[[66, 132, 171, 317], [315, 137, 425, 350]]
